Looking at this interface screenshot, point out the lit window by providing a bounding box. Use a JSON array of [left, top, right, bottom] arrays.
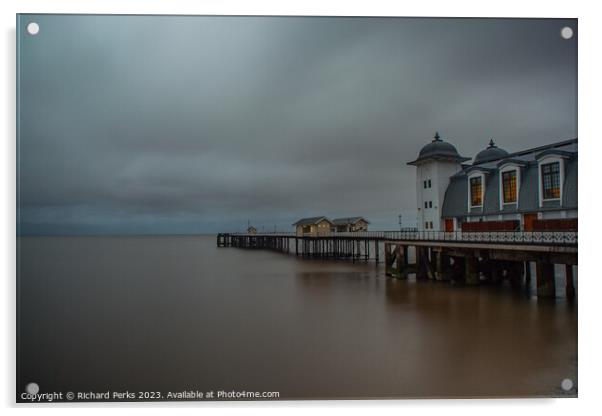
[[470, 176, 483, 207], [541, 162, 560, 200], [502, 170, 517, 203]]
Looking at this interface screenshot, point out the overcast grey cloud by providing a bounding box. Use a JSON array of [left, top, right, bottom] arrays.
[[17, 15, 577, 234]]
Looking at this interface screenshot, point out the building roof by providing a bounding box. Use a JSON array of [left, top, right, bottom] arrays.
[[292, 216, 333, 226], [465, 138, 577, 169], [408, 132, 470, 166], [442, 138, 577, 218], [332, 217, 370, 225], [473, 139, 509, 164]]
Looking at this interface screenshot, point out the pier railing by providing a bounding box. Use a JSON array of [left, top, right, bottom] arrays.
[[380, 230, 577, 245], [227, 230, 577, 246]]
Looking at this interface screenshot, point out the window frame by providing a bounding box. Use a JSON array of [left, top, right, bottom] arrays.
[[498, 164, 521, 209], [502, 170, 517, 203], [537, 156, 565, 206], [541, 161, 561, 201], [467, 172, 485, 209]]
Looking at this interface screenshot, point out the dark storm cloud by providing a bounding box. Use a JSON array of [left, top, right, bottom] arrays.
[[17, 15, 577, 234]]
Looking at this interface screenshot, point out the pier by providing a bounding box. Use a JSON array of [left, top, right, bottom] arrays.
[[217, 230, 577, 299]]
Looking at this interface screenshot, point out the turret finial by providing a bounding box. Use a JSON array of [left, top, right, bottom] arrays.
[[433, 132, 441, 141], [488, 139, 496, 148]]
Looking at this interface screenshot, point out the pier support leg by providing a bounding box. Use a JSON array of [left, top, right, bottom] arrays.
[[416, 247, 428, 280], [374, 241, 379, 265], [524, 261, 532, 294], [385, 243, 405, 278], [385, 243, 394, 277], [536, 261, 556, 298], [565, 264, 575, 301], [396, 245, 407, 279], [433, 251, 443, 280], [425, 247, 437, 280], [465, 255, 479, 285]]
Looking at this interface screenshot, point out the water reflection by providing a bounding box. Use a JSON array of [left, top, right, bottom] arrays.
[[18, 236, 576, 400]]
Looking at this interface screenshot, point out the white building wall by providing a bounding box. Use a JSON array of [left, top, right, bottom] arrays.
[[416, 164, 429, 231], [416, 160, 462, 231]]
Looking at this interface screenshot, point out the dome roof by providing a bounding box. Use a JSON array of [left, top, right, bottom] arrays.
[[408, 132, 469, 165], [473, 139, 509, 164]]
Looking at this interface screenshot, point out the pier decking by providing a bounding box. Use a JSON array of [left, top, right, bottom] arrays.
[[216, 231, 577, 299]]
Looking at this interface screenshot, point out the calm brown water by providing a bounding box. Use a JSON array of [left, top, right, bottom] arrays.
[[17, 235, 577, 401]]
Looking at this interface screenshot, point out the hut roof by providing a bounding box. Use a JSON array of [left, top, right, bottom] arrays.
[[292, 216, 333, 226], [332, 217, 370, 225]]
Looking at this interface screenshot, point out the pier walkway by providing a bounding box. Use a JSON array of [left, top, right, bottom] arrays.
[[216, 230, 577, 299]]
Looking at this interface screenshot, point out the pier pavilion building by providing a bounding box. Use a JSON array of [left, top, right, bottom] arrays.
[[409, 133, 577, 233]]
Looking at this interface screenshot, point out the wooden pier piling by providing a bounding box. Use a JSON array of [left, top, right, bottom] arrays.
[[565, 264, 575, 300], [536, 261, 556, 298], [465, 255, 479, 285]]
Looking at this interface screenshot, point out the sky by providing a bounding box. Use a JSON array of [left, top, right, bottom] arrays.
[[17, 15, 577, 234]]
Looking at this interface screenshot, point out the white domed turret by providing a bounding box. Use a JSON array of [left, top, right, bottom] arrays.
[[408, 132, 469, 231], [412, 132, 468, 164]]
